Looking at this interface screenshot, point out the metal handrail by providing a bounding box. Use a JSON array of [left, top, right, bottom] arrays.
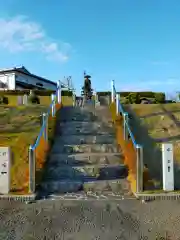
[[28, 84, 77, 194], [111, 80, 143, 193], [113, 85, 138, 148], [31, 100, 55, 151], [124, 118, 137, 148], [28, 87, 59, 193], [31, 86, 58, 151]]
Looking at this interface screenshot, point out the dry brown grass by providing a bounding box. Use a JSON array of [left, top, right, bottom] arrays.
[[0, 97, 72, 194], [0, 105, 50, 193], [131, 104, 180, 161]]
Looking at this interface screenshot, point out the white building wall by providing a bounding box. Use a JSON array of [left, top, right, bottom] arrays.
[[0, 71, 57, 90], [15, 72, 57, 90], [0, 73, 15, 90]]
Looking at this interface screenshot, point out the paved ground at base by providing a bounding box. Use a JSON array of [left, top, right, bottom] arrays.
[[1, 199, 180, 239]]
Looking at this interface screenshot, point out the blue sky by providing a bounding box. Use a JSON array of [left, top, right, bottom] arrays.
[[0, 0, 180, 95]]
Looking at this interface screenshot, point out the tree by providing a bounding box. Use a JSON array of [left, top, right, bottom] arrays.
[[128, 93, 141, 104], [154, 93, 165, 103]]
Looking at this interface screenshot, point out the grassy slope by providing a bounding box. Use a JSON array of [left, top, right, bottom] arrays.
[[0, 96, 73, 193], [0, 105, 49, 192], [127, 103, 180, 190]]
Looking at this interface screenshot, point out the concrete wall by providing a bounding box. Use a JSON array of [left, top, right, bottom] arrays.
[[98, 95, 111, 106]]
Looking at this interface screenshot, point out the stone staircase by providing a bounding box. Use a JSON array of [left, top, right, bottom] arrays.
[[37, 104, 132, 200]]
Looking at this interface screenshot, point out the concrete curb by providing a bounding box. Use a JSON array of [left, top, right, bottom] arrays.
[[134, 192, 180, 200], [0, 194, 36, 202]]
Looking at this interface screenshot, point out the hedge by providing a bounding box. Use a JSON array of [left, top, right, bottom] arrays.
[[96, 91, 165, 98], [0, 89, 73, 96]]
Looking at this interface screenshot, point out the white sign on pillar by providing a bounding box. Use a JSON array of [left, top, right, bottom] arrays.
[[162, 143, 174, 191], [0, 147, 11, 194]]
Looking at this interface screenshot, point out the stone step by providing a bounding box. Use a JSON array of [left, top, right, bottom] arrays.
[[53, 134, 116, 145], [59, 121, 114, 129], [51, 143, 120, 154], [58, 123, 114, 135], [44, 164, 128, 181], [48, 153, 124, 166], [60, 121, 115, 132], [39, 180, 83, 194], [59, 130, 115, 136], [59, 108, 96, 122], [83, 179, 130, 195], [38, 179, 130, 196]]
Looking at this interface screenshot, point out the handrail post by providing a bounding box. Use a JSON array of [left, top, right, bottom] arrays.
[[111, 80, 115, 103], [29, 145, 35, 194], [94, 90, 96, 106], [123, 112, 129, 141], [116, 93, 119, 115], [43, 113, 48, 142], [73, 92, 76, 107], [136, 144, 143, 193], [57, 80, 61, 104], [51, 94, 55, 117]]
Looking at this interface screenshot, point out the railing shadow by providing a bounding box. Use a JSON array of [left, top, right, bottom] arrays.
[[160, 105, 180, 128], [125, 105, 180, 190], [124, 104, 180, 190], [140, 109, 180, 119], [123, 105, 163, 190]]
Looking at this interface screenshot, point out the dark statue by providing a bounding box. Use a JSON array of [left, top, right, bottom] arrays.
[[81, 73, 93, 100]]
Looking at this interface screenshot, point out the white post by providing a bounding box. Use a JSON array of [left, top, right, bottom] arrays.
[[116, 93, 119, 115], [162, 143, 174, 191], [136, 144, 143, 193], [29, 146, 35, 193], [123, 112, 129, 141], [0, 147, 11, 194], [73, 91, 76, 106], [111, 80, 115, 103], [57, 80, 61, 104], [42, 113, 48, 142], [51, 94, 55, 117]]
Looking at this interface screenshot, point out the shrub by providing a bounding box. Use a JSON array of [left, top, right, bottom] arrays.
[[120, 91, 155, 98], [28, 91, 40, 104], [128, 93, 141, 104], [150, 99, 156, 104], [154, 93, 165, 103], [121, 97, 129, 104], [0, 96, 9, 104]]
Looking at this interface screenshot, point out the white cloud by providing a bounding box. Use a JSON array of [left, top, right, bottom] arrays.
[[0, 15, 71, 62]]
